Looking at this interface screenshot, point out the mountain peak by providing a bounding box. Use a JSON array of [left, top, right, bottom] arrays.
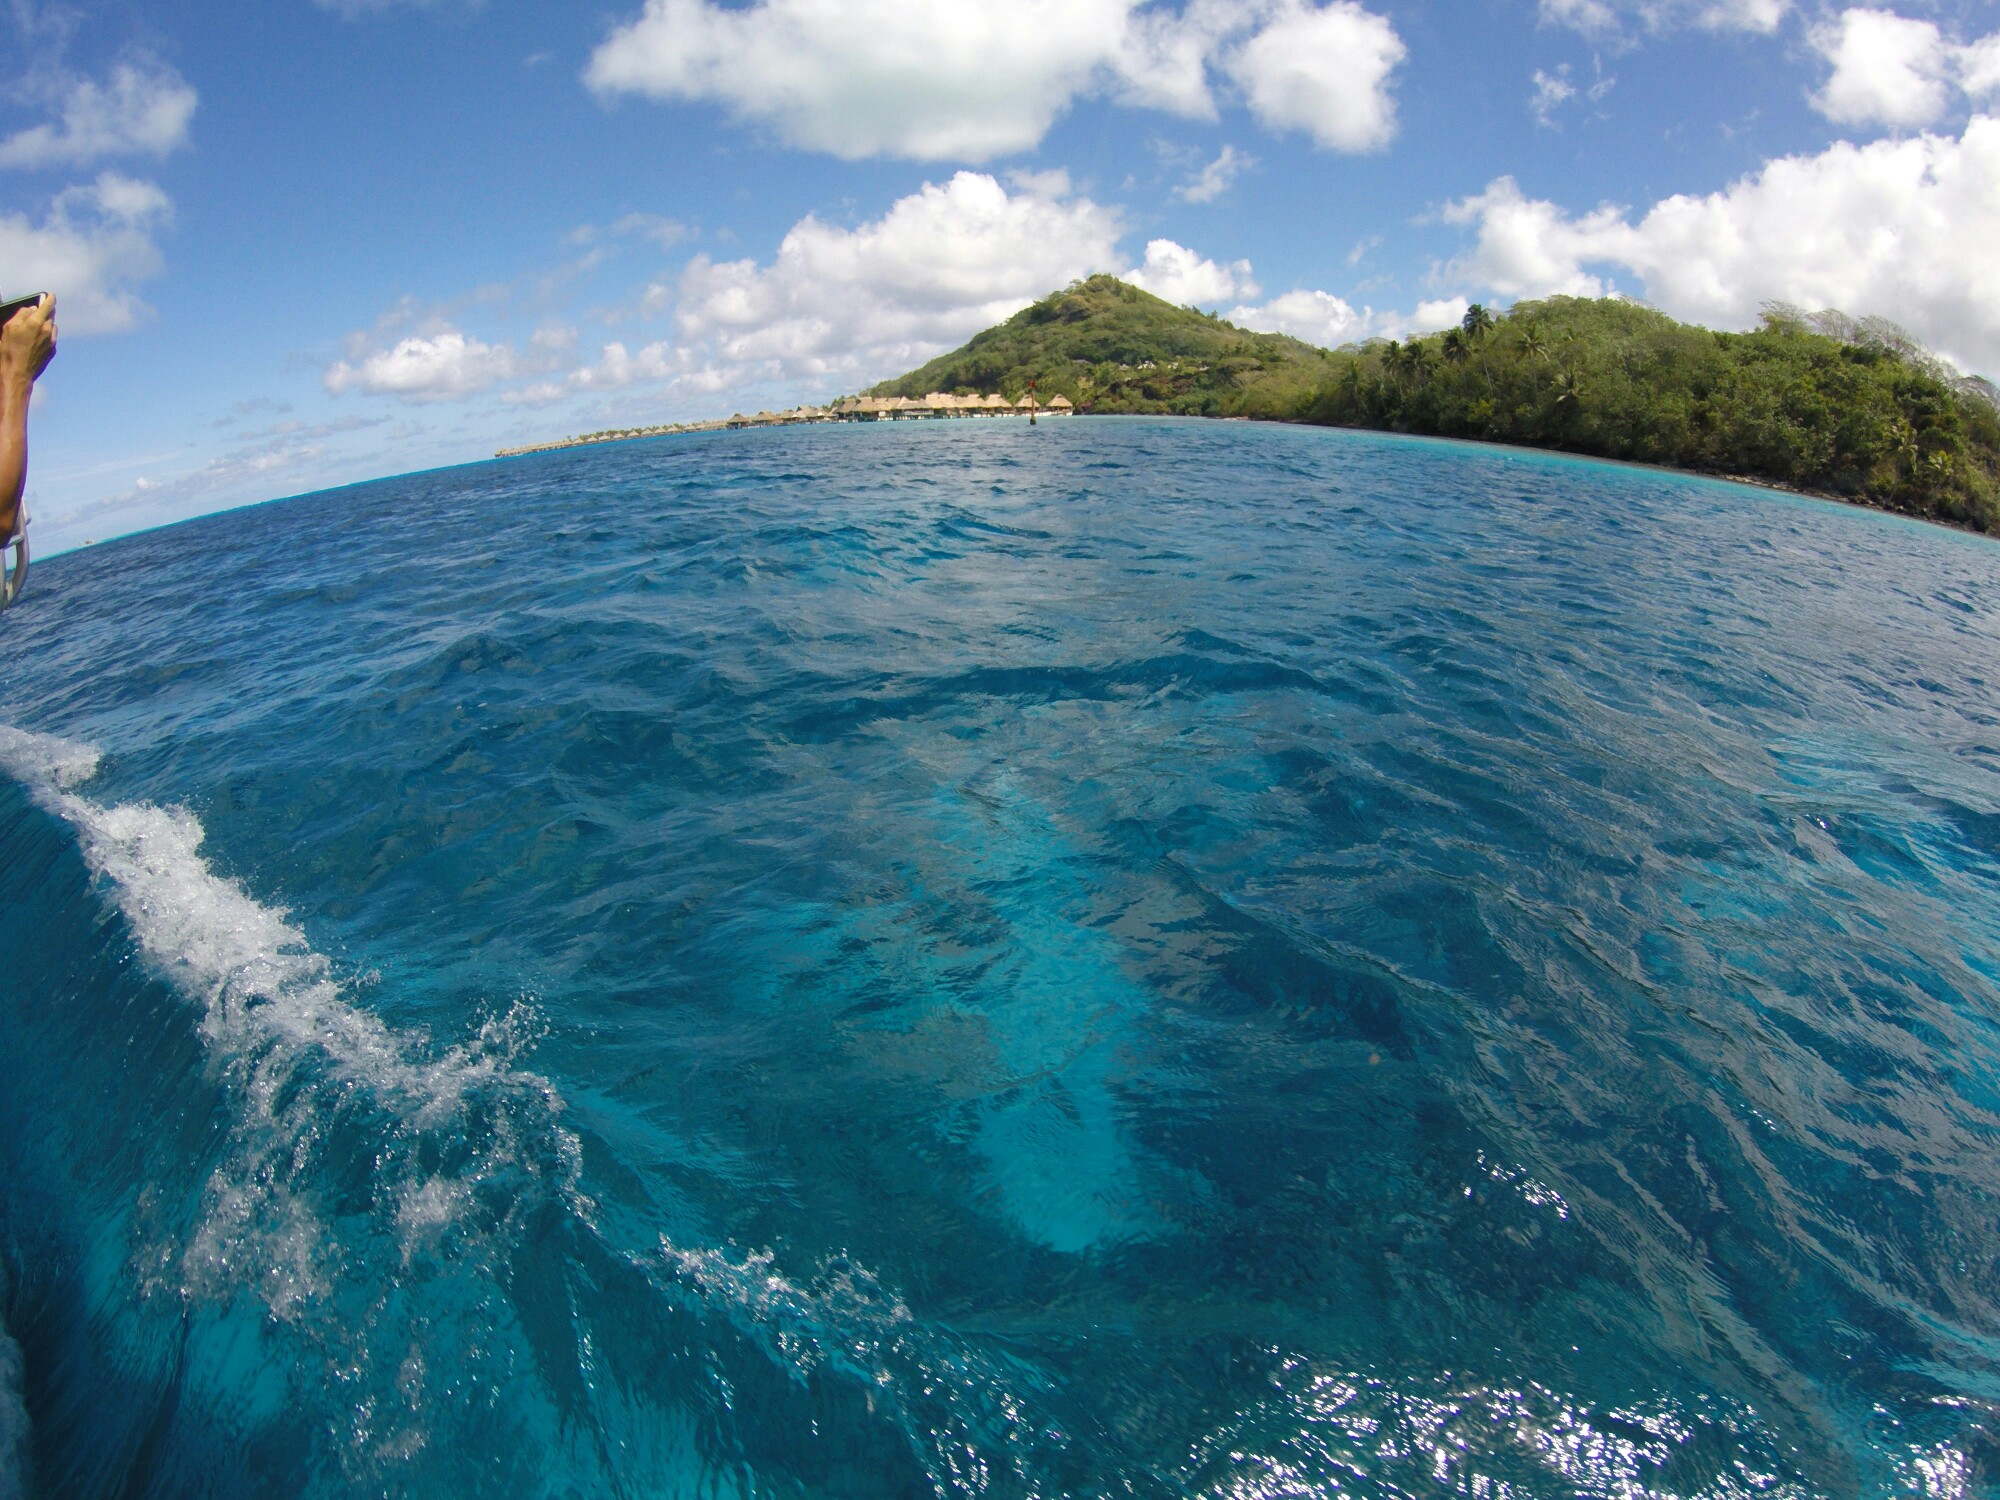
[[867, 276, 1332, 417]]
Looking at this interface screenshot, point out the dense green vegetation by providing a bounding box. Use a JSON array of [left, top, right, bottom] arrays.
[[1308, 297, 2000, 532], [870, 275, 1334, 417], [873, 276, 2000, 533]]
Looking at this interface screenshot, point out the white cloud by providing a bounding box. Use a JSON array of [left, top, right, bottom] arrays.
[[1531, 68, 1577, 128], [588, 0, 1137, 161], [673, 169, 1124, 379], [324, 329, 519, 403], [0, 62, 197, 170], [577, 339, 674, 387], [586, 0, 1407, 160], [1811, 9, 1952, 128], [1228, 288, 1469, 346], [0, 172, 171, 333], [1809, 9, 2000, 129], [1177, 142, 1251, 203], [1399, 297, 1473, 339], [329, 170, 1145, 416], [1439, 114, 2000, 377], [1539, 0, 1786, 39], [1224, 0, 1404, 151], [1125, 238, 1256, 306], [503, 340, 679, 404], [1441, 177, 1624, 299], [1966, 36, 2000, 100], [1111, 1, 1237, 117], [1229, 288, 1369, 345]]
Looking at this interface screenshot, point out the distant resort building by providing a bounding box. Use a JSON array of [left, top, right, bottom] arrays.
[[498, 387, 1070, 457], [823, 391, 1073, 421]]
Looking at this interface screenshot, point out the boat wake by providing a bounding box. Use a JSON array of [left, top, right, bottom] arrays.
[[0, 715, 1972, 1496], [0, 725, 1066, 1495]]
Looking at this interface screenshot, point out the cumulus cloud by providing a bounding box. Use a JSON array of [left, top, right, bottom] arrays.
[[1810, 9, 2000, 129], [1539, 0, 1786, 40], [0, 62, 197, 170], [673, 169, 1124, 379], [321, 172, 1123, 409], [1439, 115, 2000, 377], [0, 172, 171, 332], [324, 329, 519, 403], [1224, 0, 1404, 151], [1124, 237, 1256, 306], [1229, 288, 1468, 346], [1811, 9, 1952, 128], [588, 0, 1134, 160], [1398, 297, 1474, 339], [586, 0, 1407, 160], [1440, 178, 1625, 300], [1967, 36, 2000, 100], [1229, 288, 1370, 345], [323, 309, 588, 404], [328, 171, 1174, 414]]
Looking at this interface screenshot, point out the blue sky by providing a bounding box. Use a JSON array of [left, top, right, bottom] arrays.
[[5, 0, 1998, 552]]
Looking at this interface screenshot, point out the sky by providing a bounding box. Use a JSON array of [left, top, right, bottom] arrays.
[[4, 0, 1999, 554]]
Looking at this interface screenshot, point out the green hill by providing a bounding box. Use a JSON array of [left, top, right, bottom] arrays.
[[868, 276, 2000, 533], [868, 274, 1335, 418]]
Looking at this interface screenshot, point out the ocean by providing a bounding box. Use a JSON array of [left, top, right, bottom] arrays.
[[1, 416, 1997, 1497]]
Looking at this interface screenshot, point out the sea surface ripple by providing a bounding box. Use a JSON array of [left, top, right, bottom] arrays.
[[2, 417, 1999, 1497]]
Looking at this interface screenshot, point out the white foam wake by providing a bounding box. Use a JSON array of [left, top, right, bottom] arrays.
[[0, 724, 1034, 1490], [0, 724, 585, 1315]]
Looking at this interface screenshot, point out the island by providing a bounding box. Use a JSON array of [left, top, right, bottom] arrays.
[[500, 275, 2000, 534]]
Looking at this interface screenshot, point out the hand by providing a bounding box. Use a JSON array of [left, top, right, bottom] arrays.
[[0, 294, 58, 398]]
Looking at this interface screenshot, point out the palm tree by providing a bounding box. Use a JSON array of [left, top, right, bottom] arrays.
[[1889, 416, 1919, 472], [1442, 328, 1469, 364], [1462, 304, 1494, 343], [1516, 325, 1550, 362], [1552, 368, 1582, 405], [1406, 341, 1438, 380]]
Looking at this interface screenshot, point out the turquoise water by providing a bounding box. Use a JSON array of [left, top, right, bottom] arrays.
[[2, 417, 1999, 1497]]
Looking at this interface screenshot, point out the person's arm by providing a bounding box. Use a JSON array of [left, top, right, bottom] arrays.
[[0, 294, 59, 543]]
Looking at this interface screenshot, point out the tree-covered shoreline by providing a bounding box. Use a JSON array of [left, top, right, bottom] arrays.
[[1306, 295, 2000, 533], [876, 276, 2000, 535]]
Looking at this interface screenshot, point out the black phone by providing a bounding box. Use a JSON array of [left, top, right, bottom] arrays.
[[0, 293, 47, 325]]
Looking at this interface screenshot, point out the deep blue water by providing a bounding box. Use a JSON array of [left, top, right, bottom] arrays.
[[3, 416, 2000, 1497]]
